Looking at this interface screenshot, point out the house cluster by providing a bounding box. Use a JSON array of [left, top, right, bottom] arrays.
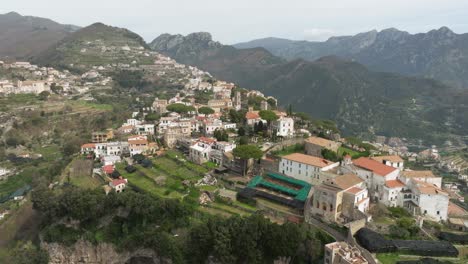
[[245, 107, 295, 137], [0, 61, 111, 95], [80, 117, 159, 192], [275, 136, 450, 223], [188, 137, 236, 166]]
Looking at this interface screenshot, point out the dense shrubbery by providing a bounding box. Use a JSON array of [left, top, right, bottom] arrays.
[[31, 186, 332, 263]]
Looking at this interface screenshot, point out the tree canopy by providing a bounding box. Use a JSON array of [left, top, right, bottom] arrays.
[[167, 103, 195, 114], [259, 110, 279, 123], [233, 145, 263, 160], [198, 106, 215, 115]]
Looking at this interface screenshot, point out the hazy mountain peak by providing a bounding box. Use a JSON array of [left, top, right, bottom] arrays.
[[0, 11, 80, 59], [3, 11, 21, 17]]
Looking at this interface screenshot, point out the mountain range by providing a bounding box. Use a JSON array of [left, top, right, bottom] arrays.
[[234, 27, 468, 89], [0, 12, 79, 59], [151, 32, 468, 143]]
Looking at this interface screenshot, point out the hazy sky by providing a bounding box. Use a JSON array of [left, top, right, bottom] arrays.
[[2, 0, 468, 44]]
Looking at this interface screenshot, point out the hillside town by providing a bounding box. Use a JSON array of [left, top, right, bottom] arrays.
[[1, 32, 468, 264]]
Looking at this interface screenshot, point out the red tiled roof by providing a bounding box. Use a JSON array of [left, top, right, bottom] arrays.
[[385, 180, 406, 188], [111, 178, 127, 186], [346, 186, 364, 194], [353, 157, 397, 176], [81, 143, 96, 149], [129, 139, 148, 145], [102, 165, 114, 174], [245, 111, 260, 120], [199, 137, 216, 144]]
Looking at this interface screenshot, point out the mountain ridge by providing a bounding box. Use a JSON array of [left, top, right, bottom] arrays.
[[151, 32, 468, 143], [233, 27, 468, 88], [0, 11, 80, 59]]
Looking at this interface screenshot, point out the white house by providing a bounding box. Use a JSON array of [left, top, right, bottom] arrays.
[[189, 137, 216, 164], [279, 153, 340, 184], [109, 178, 128, 193], [274, 117, 294, 137], [343, 156, 399, 202], [401, 179, 449, 221], [135, 124, 155, 135], [209, 141, 236, 166], [400, 170, 442, 188]]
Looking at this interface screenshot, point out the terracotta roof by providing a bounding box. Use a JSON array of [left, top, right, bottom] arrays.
[[305, 136, 335, 148], [371, 155, 404, 163], [199, 137, 216, 144], [129, 139, 148, 145], [102, 165, 114, 174], [245, 111, 260, 120], [81, 143, 96, 149], [353, 157, 397, 176], [385, 180, 406, 188], [412, 180, 447, 195], [346, 186, 364, 194], [330, 174, 363, 190], [448, 202, 468, 217], [402, 170, 436, 178], [111, 178, 127, 186], [282, 153, 336, 168]]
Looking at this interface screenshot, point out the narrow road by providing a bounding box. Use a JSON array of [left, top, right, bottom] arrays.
[[306, 216, 346, 241]]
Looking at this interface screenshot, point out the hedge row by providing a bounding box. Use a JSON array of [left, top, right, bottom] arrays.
[[438, 231, 468, 244], [355, 228, 458, 257]]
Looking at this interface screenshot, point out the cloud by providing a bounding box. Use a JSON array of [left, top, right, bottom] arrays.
[[303, 28, 336, 41]]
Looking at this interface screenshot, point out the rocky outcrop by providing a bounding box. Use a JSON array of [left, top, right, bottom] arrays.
[[42, 240, 171, 264]]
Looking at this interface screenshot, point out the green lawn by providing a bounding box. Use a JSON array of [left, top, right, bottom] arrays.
[[271, 144, 305, 157], [70, 175, 103, 189], [337, 146, 360, 157], [35, 145, 62, 161], [208, 202, 251, 216], [116, 163, 183, 199], [74, 101, 113, 111]]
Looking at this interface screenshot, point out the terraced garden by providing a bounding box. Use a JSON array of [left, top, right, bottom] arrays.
[[115, 150, 256, 217]]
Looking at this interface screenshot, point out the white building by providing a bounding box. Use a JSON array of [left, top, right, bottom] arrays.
[[343, 156, 399, 202], [125, 119, 143, 126], [189, 137, 216, 164], [279, 153, 340, 184], [135, 124, 155, 135], [106, 142, 129, 156], [109, 178, 128, 193], [209, 141, 236, 166], [274, 117, 294, 137], [400, 170, 442, 188], [400, 179, 449, 221]]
